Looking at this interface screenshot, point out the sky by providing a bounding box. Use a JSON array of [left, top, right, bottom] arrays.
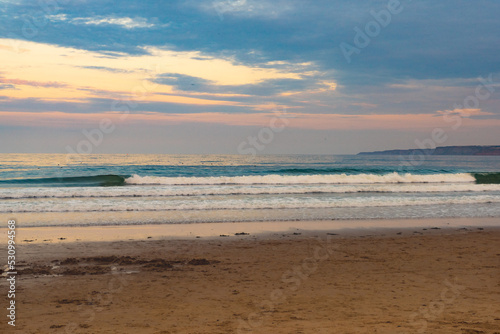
[[1, 0, 500, 154]]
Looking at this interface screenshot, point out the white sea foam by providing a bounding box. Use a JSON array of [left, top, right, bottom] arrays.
[[2, 193, 500, 213], [124, 172, 476, 185], [1, 182, 500, 199]]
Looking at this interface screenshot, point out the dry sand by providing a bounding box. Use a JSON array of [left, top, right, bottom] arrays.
[[1, 220, 500, 333]]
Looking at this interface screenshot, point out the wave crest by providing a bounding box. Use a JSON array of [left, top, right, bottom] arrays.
[[125, 172, 476, 185]]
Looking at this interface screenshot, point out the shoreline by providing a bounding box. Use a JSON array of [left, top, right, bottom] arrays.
[[5, 216, 500, 244]]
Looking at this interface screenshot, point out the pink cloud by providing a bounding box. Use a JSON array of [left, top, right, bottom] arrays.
[[0, 77, 68, 88], [2, 111, 500, 131], [436, 108, 494, 117]]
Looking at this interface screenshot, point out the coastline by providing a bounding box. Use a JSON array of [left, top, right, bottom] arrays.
[[5, 216, 500, 244], [2, 218, 499, 333]]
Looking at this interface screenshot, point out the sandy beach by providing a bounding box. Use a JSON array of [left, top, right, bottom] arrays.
[[1, 218, 499, 333]]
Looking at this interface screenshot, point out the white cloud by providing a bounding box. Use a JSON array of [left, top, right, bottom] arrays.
[[47, 14, 68, 21], [73, 17, 155, 29], [48, 15, 165, 29], [207, 0, 294, 19]]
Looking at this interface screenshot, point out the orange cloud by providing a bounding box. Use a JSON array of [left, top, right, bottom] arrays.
[[1, 38, 319, 111], [0, 44, 29, 53]]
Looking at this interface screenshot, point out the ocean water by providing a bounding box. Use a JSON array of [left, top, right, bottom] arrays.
[[1, 154, 500, 227]]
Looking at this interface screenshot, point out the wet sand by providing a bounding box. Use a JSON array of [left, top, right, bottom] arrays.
[[8, 217, 500, 244], [1, 219, 500, 333]]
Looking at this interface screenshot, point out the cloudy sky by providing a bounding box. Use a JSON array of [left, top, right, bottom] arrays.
[[1, 0, 499, 154]]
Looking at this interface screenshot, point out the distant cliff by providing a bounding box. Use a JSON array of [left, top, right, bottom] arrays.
[[358, 145, 500, 156]]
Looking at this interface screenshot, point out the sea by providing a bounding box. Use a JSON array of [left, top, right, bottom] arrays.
[[1, 154, 500, 228]]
